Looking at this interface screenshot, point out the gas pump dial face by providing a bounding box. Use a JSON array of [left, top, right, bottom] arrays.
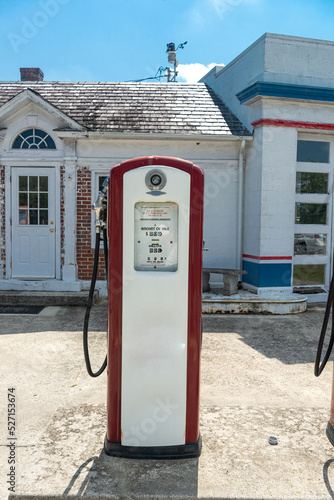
[[145, 169, 167, 191], [134, 202, 178, 271], [151, 174, 162, 186]]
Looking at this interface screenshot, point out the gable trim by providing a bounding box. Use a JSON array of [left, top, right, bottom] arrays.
[[0, 89, 86, 131]]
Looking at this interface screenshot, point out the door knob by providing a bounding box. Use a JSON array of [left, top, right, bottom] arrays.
[[50, 228, 54, 233]]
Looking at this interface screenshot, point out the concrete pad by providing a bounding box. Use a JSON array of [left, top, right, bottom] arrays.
[[202, 290, 307, 314], [1, 303, 334, 499]]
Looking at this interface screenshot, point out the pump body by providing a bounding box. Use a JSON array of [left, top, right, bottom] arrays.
[[104, 156, 204, 459]]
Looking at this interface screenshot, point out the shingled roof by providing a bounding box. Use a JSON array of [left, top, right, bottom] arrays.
[[0, 81, 251, 136]]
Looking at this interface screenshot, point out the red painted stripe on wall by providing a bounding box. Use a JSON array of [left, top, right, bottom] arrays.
[[243, 254, 292, 261], [252, 118, 334, 131]]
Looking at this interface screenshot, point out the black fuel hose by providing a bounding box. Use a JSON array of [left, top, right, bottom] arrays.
[[83, 229, 108, 377], [315, 275, 334, 377]]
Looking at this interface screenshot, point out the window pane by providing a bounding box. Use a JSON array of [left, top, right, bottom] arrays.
[[293, 264, 325, 286], [19, 176, 28, 191], [297, 140, 329, 163], [21, 141, 29, 149], [13, 137, 22, 148], [29, 176, 38, 191], [295, 203, 327, 224], [296, 172, 328, 194], [99, 176, 108, 191], [39, 193, 48, 208], [19, 210, 28, 225], [45, 135, 56, 149], [37, 139, 48, 149], [35, 129, 47, 139], [39, 210, 48, 225], [20, 130, 32, 139], [29, 193, 38, 208], [39, 176, 48, 191], [294, 233, 326, 255], [29, 210, 38, 225], [19, 193, 28, 208]]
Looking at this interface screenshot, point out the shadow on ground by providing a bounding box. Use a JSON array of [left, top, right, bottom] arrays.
[[202, 305, 328, 365], [62, 450, 199, 497], [0, 302, 328, 367]]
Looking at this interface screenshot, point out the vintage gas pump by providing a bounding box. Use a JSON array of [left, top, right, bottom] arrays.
[[84, 156, 204, 459], [315, 276, 334, 445]]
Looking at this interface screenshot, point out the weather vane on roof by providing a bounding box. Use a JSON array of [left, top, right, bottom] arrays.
[[130, 41, 187, 83], [165, 41, 187, 82]]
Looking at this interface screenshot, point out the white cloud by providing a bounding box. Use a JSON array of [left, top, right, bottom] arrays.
[[177, 62, 224, 83]]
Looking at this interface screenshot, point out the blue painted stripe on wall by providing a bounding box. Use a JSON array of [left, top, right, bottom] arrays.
[[243, 260, 292, 288], [237, 81, 334, 105]]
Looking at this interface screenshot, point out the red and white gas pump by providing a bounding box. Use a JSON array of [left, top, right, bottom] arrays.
[[103, 156, 204, 459]]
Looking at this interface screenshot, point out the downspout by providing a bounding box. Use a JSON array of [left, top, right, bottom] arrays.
[[237, 138, 246, 273]]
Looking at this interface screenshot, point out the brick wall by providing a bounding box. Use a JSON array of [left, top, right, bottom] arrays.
[[0, 166, 5, 278], [77, 167, 106, 281]]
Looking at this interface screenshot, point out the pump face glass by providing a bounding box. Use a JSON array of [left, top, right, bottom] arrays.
[[134, 202, 178, 271]]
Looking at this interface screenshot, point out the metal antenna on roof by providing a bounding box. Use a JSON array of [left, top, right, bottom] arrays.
[[165, 41, 187, 82], [126, 41, 187, 83]]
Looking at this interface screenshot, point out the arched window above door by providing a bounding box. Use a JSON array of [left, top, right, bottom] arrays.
[[12, 128, 56, 150]]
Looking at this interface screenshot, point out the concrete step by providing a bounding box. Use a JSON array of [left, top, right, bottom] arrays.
[[0, 290, 99, 306], [202, 290, 307, 314]]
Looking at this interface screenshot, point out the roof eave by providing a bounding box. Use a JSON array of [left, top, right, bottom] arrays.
[[86, 131, 253, 141]]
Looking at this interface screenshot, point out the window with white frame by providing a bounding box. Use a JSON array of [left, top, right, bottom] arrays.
[[296, 139, 329, 163], [98, 174, 108, 192], [91, 172, 109, 247], [12, 128, 56, 150], [293, 137, 331, 289]]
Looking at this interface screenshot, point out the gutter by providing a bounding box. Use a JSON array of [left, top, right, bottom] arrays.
[[237, 139, 246, 273]]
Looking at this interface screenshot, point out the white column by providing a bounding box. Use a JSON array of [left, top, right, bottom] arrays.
[[62, 139, 78, 282]]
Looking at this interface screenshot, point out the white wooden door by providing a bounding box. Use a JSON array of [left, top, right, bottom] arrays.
[[12, 168, 56, 279]]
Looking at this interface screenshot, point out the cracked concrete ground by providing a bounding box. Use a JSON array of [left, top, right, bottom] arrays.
[[1, 302, 334, 499]]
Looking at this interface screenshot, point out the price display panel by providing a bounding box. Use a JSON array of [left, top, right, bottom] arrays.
[[134, 202, 178, 272]]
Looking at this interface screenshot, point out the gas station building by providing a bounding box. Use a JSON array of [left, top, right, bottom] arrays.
[[1, 32, 334, 298]]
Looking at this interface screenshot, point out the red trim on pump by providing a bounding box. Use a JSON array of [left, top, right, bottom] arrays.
[[106, 156, 204, 446], [185, 165, 204, 443], [107, 164, 123, 443]]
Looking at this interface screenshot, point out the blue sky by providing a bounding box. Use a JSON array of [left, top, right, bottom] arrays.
[[1, 0, 334, 83]]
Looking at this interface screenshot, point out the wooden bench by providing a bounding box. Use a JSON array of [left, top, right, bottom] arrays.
[[202, 268, 248, 296]]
